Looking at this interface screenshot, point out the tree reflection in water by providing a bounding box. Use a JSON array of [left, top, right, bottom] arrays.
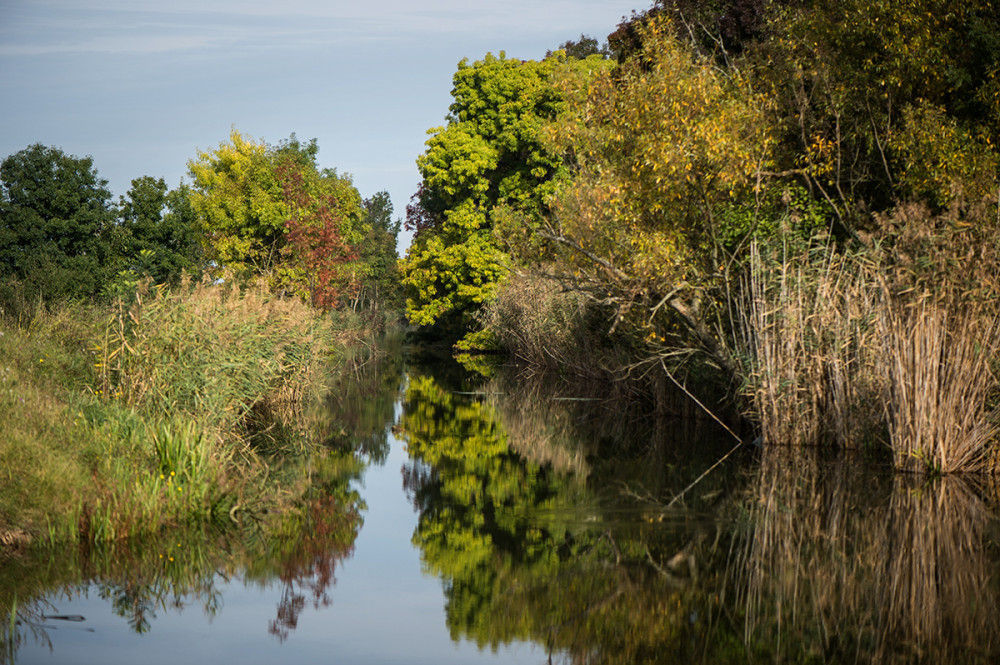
[[257, 461, 364, 643], [399, 367, 1000, 664], [398, 369, 742, 664], [0, 448, 365, 661]]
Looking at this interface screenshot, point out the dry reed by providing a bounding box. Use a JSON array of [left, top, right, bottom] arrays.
[[738, 241, 884, 447], [97, 276, 332, 447], [880, 301, 1000, 473], [738, 237, 1000, 473]]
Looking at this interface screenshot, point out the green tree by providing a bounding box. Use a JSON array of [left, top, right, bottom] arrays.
[[115, 177, 203, 286], [0, 143, 115, 302], [751, 0, 1000, 219], [547, 34, 609, 59], [354, 191, 401, 314], [401, 52, 613, 329]]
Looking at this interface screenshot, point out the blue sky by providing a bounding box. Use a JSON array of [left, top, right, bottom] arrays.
[[0, 0, 645, 251]]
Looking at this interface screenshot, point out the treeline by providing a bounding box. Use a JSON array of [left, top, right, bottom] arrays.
[[0, 130, 402, 317], [401, 0, 1000, 472]]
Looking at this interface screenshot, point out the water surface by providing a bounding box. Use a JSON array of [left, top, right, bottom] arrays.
[[5, 345, 1000, 664]]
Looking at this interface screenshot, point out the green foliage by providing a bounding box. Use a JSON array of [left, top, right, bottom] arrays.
[[354, 191, 402, 314], [109, 177, 203, 293], [893, 103, 999, 209], [754, 0, 1000, 218], [401, 52, 614, 327], [526, 15, 772, 374], [188, 130, 289, 276], [548, 34, 610, 60], [0, 144, 115, 303]]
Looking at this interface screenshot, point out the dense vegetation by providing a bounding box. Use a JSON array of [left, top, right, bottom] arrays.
[[401, 0, 1000, 473], [2, 0, 999, 555], [0, 131, 402, 317], [0, 130, 402, 546]]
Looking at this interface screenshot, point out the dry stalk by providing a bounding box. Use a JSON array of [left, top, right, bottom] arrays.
[[879, 299, 1000, 473]]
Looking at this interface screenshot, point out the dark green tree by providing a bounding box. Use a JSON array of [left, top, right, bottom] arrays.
[[547, 34, 609, 59], [0, 144, 114, 302], [115, 176, 203, 285]]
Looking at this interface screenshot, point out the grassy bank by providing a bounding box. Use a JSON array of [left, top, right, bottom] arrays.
[[0, 278, 359, 550]]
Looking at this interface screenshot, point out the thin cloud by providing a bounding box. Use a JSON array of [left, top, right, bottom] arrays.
[[0, 0, 631, 57]]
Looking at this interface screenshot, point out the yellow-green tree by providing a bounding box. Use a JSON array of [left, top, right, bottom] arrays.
[[188, 129, 289, 275], [533, 16, 773, 372], [401, 52, 613, 329]]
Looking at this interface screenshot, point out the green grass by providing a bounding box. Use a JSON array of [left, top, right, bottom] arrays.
[[0, 278, 353, 549]]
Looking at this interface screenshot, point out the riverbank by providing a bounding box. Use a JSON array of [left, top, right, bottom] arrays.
[[0, 279, 373, 551]]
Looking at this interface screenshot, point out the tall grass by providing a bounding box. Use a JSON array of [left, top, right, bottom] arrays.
[[96, 277, 330, 448], [738, 241, 884, 448], [737, 227, 1000, 473], [479, 271, 627, 382], [880, 301, 1000, 473], [0, 277, 346, 547]]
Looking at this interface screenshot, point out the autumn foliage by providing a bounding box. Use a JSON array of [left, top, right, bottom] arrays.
[[188, 131, 399, 312], [276, 160, 359, 309]]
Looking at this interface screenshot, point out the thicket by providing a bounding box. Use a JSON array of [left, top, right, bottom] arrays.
[[0, 131, 403, 321], [401, 0, 1000, 472]]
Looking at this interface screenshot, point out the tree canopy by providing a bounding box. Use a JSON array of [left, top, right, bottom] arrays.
[[0, 144, 115, 302], [188, 130, 368, 308], [401, 52, 614, 329]]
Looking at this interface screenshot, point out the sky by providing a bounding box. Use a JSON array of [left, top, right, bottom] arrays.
[[0, 0, 646, 252]]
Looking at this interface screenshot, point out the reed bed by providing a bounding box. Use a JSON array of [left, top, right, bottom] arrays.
[[96, 277, 331, 447], [481, 271, 627, 383], [880, 301, 1000, 473], [737, 241, 885, 448], [737, 237, 1000, 473], [0, 277, 347, 547]]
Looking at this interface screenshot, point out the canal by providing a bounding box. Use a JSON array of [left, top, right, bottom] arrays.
[[4, 341, 1000, 663]]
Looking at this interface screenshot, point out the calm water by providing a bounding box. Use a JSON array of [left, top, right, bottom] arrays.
[[4, 344, 1000, 664]]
